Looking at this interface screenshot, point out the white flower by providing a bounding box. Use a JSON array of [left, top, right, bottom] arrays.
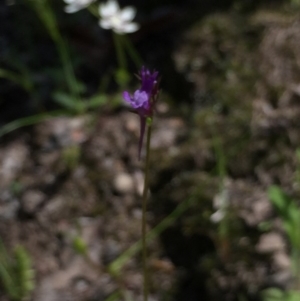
[[210, 210, 225, 224], [210, 186, 229, 224], [64, 0, 95, 14], [99, 0, 139, 34]]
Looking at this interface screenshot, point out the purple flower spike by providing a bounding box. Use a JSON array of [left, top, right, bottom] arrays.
[[122, 67, 159, 159], [123, 90, 149, 110], [140, 66, 159, 96]]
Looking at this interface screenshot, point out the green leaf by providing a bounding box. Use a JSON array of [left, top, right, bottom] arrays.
[[72, 237, 88, 256], [258, 221, 273, 232], [53, 92, 78, 110], [296, 148, 300, 162], [0, 242, 34, 301], [268, 185, 291, 217], [0, 68, 33, 92], [115, 68, 130, 87], [108, 198, 193, 276], [261, 288, 284, 301], [287, 291, 300, 301], [14, 246, 35, 299], [288, 205, 300, 226], [104, 291, 122, 301], [283, 221, 296, 246], [0, 261, 17, 299], [0, 110, 67, 138], [86, 95, 107, 109]]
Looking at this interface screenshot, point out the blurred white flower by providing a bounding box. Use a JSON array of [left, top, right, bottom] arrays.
[[210, 186, 229, 224], [99, 0, 139, 34], [64, 0, 95, 14], [210, 210, 225, 224]]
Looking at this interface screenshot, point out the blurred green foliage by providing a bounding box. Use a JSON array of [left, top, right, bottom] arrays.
[[268, 186, 300, 255], [264, 186, 300, 300], [262, 288, 300, 301], [0, 241, 35, 301]]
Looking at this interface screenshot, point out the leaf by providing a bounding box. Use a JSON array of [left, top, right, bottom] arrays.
[[14, 246, 35, 299], [268, 185, 291, 218], [288, 205, 300, 227], [104, 291, 122, 301], [0, 262, 17, 300], [86, 95, 107, 109], [72, 237, 87, 256], [296, 148, 300, 162], [53, 92, 78, 110], [287, 291, 300, 301], [282, 221, 296, 246], [0, 68, 33, 92], [115, 68, 130, 87], [0, 242, 34, 301], [108, 197, 193, 276], [261, 288, 284, 301], [0, 110, 67, 138]]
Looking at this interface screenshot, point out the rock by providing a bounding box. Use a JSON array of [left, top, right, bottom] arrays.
[[102, 239, 121, 264], [0, 196, 20, 219], [133, 171, 144, 196], [34, 257, 100, 301], [256, 232, 286, 253], [229, 180, 272, 226], [151, 118, 185, 149], [21, 190, 45, 214], [0, 141, 29, 188], [39, 196, 65, 219], [34, 116, 90, 150], [113, 173, 134, 194], [72, 277, 91, 293], [273, 251, 290, 270]]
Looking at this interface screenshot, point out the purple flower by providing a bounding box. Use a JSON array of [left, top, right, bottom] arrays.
[[123, 67, 158, 117], [123, 67, 159, 159]]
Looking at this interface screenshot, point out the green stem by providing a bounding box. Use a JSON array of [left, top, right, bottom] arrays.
[[87, 3, 99, 17], [113, 33, 127, 71], [108, 196, 193, 276], [55, 35, 81, 106], [142, 122, 152, 301], [121, 35, 143, 68], [29, 0, 81, 111]]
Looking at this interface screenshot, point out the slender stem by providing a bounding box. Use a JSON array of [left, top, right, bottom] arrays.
[[87, 4, 99, 17], [121, 35, 143, 68], [55, 35, 81, 106], [113, 33, 127, 71], [142, 122, 152, 301], [30, 0, 81, 111]]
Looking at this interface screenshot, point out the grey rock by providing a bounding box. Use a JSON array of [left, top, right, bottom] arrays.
[[113, 173, 134, 194], [21, 190, 45, 214]]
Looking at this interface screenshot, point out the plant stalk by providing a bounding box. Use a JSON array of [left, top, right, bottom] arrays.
[[141, 121, 152, 301], [121, 35, 143, 68], [29, 0, 81, 110], [113, 33, 127, 71]]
